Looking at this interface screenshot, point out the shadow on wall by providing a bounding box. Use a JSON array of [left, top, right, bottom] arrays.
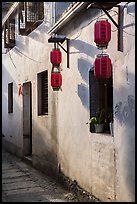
[[122, 3, 135, 31], [28, 23, 50, 43], [113, 71, 135, 200], [77, 83, 89, 110], [69, 38, 99, 110], [14, 23, 49, 56], [28, 90, 59, 178], [2, 64, 23, 154], [2, 62, 59, 179], [77, 58, 92, 110], [32, 118, 59, 179], [58, 6, 100, 39], [15, 36, 30, 54], [123, 22, 135, 29], [71, 39, 98, 58], [114, 70, 135, 127], [78, 57, 93, 83], [114, 94, 135, 128], [127, 2, 135, 14], [2, 63, 18, 91]]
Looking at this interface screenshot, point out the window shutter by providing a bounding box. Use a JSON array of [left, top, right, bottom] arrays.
[[8, 83, 13, 113], [38, 71, 48, 116], [41, 72, 48, 115]]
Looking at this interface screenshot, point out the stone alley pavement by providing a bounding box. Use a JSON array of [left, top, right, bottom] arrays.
[[2, 147, 100, 202], [2, 148, 78, 202]]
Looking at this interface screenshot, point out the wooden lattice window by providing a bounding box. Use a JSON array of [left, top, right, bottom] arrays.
[[18, 2, 44, 35], [37, 71, 48, 116], [8, 83, 13, 113], [4, 18, 15, 48]]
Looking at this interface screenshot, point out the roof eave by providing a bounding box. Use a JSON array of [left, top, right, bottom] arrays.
[[2, 2, 20, 28]]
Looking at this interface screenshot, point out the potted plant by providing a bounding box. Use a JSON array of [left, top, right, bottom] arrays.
[[86, 109, 106, 133]]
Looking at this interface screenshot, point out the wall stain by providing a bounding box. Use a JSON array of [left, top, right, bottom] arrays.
[[114, 95, 135, 127]]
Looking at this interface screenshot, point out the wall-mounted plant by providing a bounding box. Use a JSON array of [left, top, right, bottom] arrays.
[[86, 109, 106, 133]]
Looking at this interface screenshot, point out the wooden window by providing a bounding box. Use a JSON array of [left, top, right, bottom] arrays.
[[18, 2, 44, 35], [37, 71, 48, 115], [4, 18, 15, 48], [8, 83, 13, 113], [89, 69, 113, 133]]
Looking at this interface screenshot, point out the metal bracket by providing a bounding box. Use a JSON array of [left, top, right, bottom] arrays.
[[102, 8, 118, 28], [57, 38, 70, 68], [101, 5, 124, 52], [48, 35, 70, 68]]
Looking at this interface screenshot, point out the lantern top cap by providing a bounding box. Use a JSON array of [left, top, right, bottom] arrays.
[[97, 53, 109, 58], [96, 18, 109, 22], [52, 48, 61, 50]]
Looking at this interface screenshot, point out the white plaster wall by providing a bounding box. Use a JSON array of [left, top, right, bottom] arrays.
[[2, 2, 54, 156], [2, 35, 23, 151], [57, 2, 135, 202], [110, 2, 135, 202], [57, 7, 116, 201]]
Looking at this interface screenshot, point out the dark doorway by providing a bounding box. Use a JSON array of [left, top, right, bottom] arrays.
[[23, 81, 32, 156]]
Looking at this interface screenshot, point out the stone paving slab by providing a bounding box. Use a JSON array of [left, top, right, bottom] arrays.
[[2, 176, 32, 184], [2, 169, 24, 174], [3, 180, 39, 191], [2, 148, 77, 202], [3, 186, 45, 196], [2, 171, 31, 179], [2, 190, 50, 202], [2, 165, 15, 170]]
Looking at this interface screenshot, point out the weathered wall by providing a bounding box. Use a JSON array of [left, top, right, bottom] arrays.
[[57, 7, 115, 201], [2, 2, 57, 170], [56, 2, 135, 202], [2, 2, 135, 202], [111, 3, 135, 201]]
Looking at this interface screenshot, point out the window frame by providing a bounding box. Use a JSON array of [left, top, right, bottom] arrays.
[[8, 82, 13, 113], [37, 70, 48, 116], [89, 69, 113, 134]]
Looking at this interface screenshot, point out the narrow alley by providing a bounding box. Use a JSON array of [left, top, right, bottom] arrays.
[[2, 2, 135, 202], [2, 147, 99, 202], [2, 147, 76, 202]]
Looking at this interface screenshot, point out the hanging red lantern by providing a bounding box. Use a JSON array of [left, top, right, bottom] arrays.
[[94, 54, 112, 79], [51, 72, 62, 88], [94, 19, 111, 49], [50, 49, 62, 65]]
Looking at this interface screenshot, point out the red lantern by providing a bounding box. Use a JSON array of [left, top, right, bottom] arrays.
[[94, 54, 112, 79], [51, 72, 62, 88], [50, 49, 62, 65], [94, 19, 111, 49]]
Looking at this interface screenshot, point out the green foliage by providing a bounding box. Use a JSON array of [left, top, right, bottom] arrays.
[[86, 109, 106, 125]]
